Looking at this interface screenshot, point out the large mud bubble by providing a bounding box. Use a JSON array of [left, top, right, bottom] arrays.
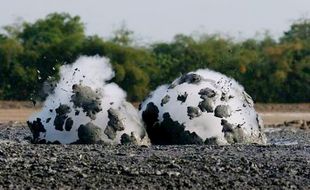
[[27, 56, 149, 145], [140, 70, 266, 145]]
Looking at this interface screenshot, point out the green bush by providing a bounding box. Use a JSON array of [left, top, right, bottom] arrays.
[[0, 13, 309, 102]]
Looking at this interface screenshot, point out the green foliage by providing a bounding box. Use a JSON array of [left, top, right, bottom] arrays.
[[0, 13, 85, 99], [111, 24, 134, 46], [0, 13, 309, 102]]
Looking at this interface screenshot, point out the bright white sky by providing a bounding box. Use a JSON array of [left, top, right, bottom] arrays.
[[0, 0, 309, 43]]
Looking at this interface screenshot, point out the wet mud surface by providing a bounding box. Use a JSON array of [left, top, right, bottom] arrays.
[[0, 122, 309, 189]]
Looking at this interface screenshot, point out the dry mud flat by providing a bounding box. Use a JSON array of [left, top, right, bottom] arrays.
[[0, 123, 309, 189]]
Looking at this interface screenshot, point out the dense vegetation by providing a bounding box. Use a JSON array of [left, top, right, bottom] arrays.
[[0, 13, 309, 102]]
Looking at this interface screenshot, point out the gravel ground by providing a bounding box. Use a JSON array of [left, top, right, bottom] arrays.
[[0, 122, 309, 189]]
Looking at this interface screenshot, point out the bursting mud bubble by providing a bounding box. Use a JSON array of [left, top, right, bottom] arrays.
[[140, 70, 266, 145], [28, 56, 149, 145]]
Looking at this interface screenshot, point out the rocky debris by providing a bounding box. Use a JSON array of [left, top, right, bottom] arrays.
[[77, 123, 102, 144], [187, 106, 202, 119], [160, 95, 170, 106], [27, 118, 46, 143], [104, 108, 125, 140], [54, 104, 71, 131], [71, 84, 102, 120], [177, 92, 188, 103], [198, 98, 215, 112], [214, 105, 232, 118]]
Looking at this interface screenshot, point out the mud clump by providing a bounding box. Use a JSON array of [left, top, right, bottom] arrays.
[[54, 104, 71, 131], [27, 118, 46, 143], [198, 87, 216, 98], [177, 92, 188, 103], [214, 105, 232, 118], [169, 73, 202, 89], [120, 132, 138, 145], [179, 73, 202, 85], [198, 98, 215, 112], [204, 137, 221, 145], [77, 123, 102, 144], [160, 95, 170, 106], [71, 84, 102, 120], [104, 108, 125, 140], [187, 106, 202, 119], [221, 119, 245, 144]]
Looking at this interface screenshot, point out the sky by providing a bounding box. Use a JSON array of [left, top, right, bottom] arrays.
[[0, 0, 310, 43]]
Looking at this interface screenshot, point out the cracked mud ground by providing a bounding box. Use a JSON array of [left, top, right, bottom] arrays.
[[0, 123, 309, 189]]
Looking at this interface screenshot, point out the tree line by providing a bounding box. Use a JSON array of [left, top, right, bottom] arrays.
[[0, 13, 309, 102]]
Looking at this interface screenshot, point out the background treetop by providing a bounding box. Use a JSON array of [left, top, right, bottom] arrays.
[[0, 13, 309, 103]]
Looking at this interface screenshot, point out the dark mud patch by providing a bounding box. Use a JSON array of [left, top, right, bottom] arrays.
[[71, 84, 102, 120]]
